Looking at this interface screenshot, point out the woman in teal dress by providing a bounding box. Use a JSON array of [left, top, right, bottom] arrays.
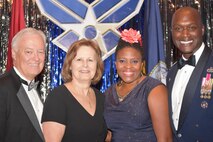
[[104, 28, 172, 142]]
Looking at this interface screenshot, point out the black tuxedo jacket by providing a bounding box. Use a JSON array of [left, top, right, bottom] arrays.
[[0, 68, 44, 142], [167, 46, 213, 142]]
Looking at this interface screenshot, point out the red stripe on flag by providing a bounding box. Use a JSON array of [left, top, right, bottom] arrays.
[[6, 0, 26, 71]]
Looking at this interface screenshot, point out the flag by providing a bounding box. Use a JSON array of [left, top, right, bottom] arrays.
[[143, 0, 167, 84], [6, 0, 26, 71]]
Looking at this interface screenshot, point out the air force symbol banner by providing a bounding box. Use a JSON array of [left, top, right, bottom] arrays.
[[36, 0, 144, 60]]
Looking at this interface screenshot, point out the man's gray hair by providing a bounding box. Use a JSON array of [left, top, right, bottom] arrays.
[[11, 27, 46, 50]]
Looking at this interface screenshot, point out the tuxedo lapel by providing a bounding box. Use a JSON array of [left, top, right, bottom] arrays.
[[167, 64, 179, 95], [167, 64, 179, 133], [178, 47, 211, 130], [17, 86, 44, 141]]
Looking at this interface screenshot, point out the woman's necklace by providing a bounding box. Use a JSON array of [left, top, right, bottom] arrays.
[[116, 83, 131, 102], [69, 84, 93, 109], [116, 75, 142, 102], [117, 90, 130, 102], [87, 90, 92, 108]]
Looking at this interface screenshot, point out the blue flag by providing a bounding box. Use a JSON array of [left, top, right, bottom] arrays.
[[143, 0, 167, 84]]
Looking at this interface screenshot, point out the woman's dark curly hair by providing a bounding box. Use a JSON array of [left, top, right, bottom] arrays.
[[115, 38, 144, 60]]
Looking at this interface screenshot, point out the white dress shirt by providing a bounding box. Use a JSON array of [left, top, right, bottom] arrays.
[[172, 43, 205, 130], [14, 67, 43, 128]]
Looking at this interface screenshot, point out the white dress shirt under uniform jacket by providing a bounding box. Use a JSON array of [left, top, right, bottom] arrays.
[[171, 43, 204, 130]]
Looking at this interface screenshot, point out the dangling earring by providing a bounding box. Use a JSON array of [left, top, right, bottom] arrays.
[[117, 80, 123, 87], [141, 60, 146, 75]]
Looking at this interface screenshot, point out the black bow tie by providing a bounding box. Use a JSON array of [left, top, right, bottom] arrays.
[[20, 78, 39, 91], [178, 55, 196, 69]]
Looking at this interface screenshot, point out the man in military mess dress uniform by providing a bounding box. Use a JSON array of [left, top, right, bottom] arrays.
[[167, 7, 213, 142]]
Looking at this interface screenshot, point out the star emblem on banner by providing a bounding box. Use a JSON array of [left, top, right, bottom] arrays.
[[36, 0, 144, 59]]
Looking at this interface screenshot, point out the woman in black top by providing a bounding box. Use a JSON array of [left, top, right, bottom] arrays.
[[42, 39, 107, 142]]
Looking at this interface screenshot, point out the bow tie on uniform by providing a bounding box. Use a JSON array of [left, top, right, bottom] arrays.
[[178, 55, 196, 69], [20, 78, 39, 91]]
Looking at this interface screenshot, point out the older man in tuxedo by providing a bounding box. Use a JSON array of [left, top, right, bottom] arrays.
[[167, 7, 213, 142], [0, 28, 46, 142]]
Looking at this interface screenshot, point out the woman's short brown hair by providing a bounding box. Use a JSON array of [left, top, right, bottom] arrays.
[[61, 38, 104, 85]]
